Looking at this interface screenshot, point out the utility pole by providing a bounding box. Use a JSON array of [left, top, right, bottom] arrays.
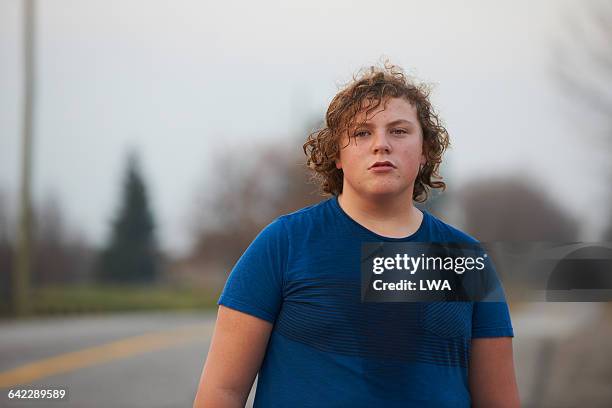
[[14, 0, 35, 316]]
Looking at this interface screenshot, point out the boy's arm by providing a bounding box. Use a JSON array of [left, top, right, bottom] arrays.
[[468, 337, 520, 407], [193, 305, 273, 408]]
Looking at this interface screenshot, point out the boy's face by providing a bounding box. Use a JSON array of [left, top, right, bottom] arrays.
[[335, 97, 426, 199]]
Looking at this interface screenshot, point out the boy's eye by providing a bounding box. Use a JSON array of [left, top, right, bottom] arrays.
[[391, 128, 408, 134], [354, 130, 369, 137]]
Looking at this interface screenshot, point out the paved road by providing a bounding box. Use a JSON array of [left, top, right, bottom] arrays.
[[0, 311, 238, 408], [511, 302, 610, 408]]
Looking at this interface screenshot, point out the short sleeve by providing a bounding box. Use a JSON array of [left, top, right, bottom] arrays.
[[217, 217, 288, 324], [472, 301, 514, 338], [471, 246, 515, 338]]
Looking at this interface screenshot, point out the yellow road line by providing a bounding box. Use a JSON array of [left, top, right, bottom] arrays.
[[0, 323, 213, 388]]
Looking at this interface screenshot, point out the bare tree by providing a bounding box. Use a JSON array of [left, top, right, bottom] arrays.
[[31, 193, 93, 286], [182, 122, 326, 287], [187, 140, 320, 275], [0, 190, 14, 312], [459, 177, 579, 242], [554, 0, 612, 118], [552, 0, 612, 239]]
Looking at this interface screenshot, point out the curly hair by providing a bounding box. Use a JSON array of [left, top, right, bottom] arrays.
[[303, 63, 450, 203]]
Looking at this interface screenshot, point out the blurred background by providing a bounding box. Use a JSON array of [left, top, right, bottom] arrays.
[[1, 0, 611, 406]]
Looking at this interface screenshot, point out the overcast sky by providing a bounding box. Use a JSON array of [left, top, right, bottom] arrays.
[[1, 0, 610, 256]]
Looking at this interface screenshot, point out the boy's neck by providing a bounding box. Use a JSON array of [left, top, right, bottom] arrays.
[[337, 187, 423, 238]]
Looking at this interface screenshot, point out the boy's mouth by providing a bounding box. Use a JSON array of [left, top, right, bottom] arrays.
[[369, 161, 396, 170]]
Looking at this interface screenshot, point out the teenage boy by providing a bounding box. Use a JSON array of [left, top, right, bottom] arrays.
[[194, 64, 519, 408]]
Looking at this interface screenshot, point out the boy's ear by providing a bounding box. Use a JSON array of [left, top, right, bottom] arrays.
[[335, 157, 342, 170]]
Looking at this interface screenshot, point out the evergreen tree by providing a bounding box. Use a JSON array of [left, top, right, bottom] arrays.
[[98, 152, 159, 283]]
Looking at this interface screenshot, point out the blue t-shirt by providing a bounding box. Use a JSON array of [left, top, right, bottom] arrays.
[[218, 196, 514, 407]]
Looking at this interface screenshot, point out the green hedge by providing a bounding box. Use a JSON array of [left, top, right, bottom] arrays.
[[2, 285, 221, 316]]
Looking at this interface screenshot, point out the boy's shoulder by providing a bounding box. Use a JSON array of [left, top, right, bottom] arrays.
[[424, 210, 480, 244], [276, 198, 333, 224]]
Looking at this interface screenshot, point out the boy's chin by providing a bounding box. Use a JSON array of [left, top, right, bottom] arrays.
[[362, 184, 408, 197]]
